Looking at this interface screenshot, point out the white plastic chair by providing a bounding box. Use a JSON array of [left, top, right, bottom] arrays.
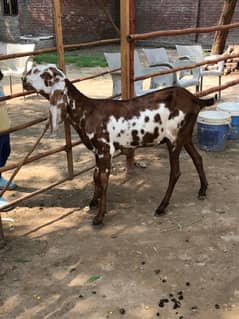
[[104, 51, 160, 97], [176, 44, 224, 98], [0, 42, 35, 94], [142, 48, 177, 88], [143, 47, 200, 92], [174, 58, 201, 92]]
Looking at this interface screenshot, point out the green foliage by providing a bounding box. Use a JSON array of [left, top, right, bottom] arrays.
[[34, 52, 107, 67], [87, 275, 102, 283]]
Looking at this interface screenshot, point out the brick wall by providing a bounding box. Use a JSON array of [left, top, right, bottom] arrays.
[[0, 3, 20, 42], [18, 0, 54, 37], [61, 0, 117, 44], [135, 0, 198, 44], [134, 0, 239, 48]]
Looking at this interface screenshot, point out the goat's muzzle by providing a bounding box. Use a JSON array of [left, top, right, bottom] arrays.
[[22, 77, 35, 91]]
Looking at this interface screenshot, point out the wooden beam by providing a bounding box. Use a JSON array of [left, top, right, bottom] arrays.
[[52, 0, 74, 178], [52, 0, 65, 72], [120, 0, 136, 169], [120, 0, 135, 99]]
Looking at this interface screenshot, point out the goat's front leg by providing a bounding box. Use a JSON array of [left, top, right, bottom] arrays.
[[155, 140, 182, 215], [89, 155, 101, 208], [93, 155, 111, 225]]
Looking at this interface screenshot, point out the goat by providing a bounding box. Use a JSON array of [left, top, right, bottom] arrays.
[[22, 64, 214, 225]]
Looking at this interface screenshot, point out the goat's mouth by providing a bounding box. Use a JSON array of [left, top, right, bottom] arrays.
[[22, 78, 35, 92]]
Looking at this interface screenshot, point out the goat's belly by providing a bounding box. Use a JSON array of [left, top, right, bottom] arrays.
[[111, 128, 165, 150]]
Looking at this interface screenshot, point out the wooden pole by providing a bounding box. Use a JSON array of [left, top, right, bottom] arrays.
[[120, 0, 135, 169], [52, 0, 65, 71], [211, 0, 238, 54], [0, 215, 4, 241], [128, 21, 239, 42], [120, 0, 135, 99], [52, 0, 74, 179]]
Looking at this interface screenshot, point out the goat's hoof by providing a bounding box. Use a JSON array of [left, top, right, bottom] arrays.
[[198, 188, 207, 200], [89, 198, 98, 208], [154, 206, 166, 216], [198, 193, 206, 200], [92, 216, 104, 226]]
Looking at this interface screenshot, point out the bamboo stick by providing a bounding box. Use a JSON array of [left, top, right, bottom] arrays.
[[0, 122, 50, 198], [196, 77, 239, 98], [71, 67, 121, 84], [64, 119, 74, 179], [134, 52, 239, 82], [0, 153, 121, 212], [0, 141, 81, 174], [0, 38, 120, 61], [0, 117, 47, 135], [128, 21, 239, 41]]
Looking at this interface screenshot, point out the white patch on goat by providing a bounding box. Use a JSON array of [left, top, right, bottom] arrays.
[[72, 100, 76, 110], [87, 133, 94, 140], [165, 109, 185, 142], [49, 104, 61, 132], [105, 103, 185, 154], [98, 137, 114, 154]]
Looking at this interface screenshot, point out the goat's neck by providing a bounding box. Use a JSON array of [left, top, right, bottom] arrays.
[[65, 79, 91, 121], [64, 79, 94, 150]]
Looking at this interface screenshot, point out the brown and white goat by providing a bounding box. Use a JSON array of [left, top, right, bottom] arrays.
[[23, 64, 214, 225]]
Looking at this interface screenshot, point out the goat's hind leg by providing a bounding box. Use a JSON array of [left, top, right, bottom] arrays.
[[155, 141, 182, 216], [184, 141, 208, 199]]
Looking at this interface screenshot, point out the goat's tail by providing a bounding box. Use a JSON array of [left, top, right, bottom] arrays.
[[197, 96, 215, 110]]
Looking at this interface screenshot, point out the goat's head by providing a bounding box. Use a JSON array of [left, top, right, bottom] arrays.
[[23, 64, 68, 133]]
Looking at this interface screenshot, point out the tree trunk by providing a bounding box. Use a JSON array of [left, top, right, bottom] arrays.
[[211, 0, 238, 54]]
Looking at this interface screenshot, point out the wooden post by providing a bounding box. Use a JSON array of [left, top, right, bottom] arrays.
[[120, 0, 135, 99], [52, 0, 74, 179], [52, 0, 65, 71], [0, 215, 4, 241], [120, 0, 136, 169]]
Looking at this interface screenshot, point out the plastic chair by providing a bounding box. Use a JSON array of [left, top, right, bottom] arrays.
[[0, 42, 35, 94], [176, 44, 224, 98], [142, 48, 177, 88], [104, 51, 161, 97], [174, 58, 201, 92], [143, 47, 200, 92]]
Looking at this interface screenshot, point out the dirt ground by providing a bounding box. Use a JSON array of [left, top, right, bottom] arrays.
[[1, 54, 239, 319]]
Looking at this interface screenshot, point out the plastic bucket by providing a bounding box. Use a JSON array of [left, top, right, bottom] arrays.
[[197, 110, 231, 151], [217, 102, 239, 139]]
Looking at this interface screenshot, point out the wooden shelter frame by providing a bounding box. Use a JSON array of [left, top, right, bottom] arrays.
[[1, 0, 239, 240]]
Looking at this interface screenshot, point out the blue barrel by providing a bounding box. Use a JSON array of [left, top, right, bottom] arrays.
[[197, 111, 231, 152], [217, 102, 239, 139]]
